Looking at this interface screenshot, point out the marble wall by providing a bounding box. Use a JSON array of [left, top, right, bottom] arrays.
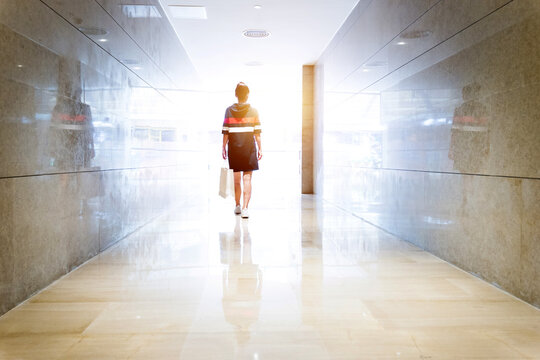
[[0, 0, 204, 315], [315, 0, 540, 306]]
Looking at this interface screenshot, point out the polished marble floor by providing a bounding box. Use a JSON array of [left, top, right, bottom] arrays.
[[0, 190, 539, 359]]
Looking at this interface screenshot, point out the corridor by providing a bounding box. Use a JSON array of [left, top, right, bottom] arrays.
[[0, 194, 538, 359], [1, 0, 540, 358]]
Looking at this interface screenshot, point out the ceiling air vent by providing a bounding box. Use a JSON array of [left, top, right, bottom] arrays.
[[243, 29, 270, 38]]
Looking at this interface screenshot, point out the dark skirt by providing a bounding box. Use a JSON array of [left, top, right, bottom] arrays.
[[228, 145, 259, 172]]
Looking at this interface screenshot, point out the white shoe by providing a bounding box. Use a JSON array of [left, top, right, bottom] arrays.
[[234, 205, 241, 215], [241, 209, 249, 218]]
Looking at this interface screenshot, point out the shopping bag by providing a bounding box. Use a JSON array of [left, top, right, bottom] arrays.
[[219, 164, 234, 198]]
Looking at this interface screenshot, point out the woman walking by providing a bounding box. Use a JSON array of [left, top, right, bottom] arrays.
[[222, 82, 262, 218]]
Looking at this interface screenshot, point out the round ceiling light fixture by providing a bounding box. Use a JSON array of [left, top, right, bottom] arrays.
[[243, 29, 270, 38], [78, 27, 108, 36], [400, 30, 432, 39]]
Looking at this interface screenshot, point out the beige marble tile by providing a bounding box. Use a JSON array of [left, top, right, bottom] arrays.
[[0, 174, 101, 315], [520, 179, 540, 307], [60, 334, 186, 360], [1, 196, 539, 359], [0, 303, 108, 336], [0, 335, 80, 360]]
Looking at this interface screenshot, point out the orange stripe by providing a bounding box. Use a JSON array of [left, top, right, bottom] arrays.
[[224, 117, 257, 124], [453, 115, 487, 125], [58, 113, 87, 122]]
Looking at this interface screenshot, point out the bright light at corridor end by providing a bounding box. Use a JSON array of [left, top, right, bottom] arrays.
[[194, 64, 302, 153]]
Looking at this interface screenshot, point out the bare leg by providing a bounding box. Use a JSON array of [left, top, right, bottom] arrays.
[[242, 171, 252, 209], [234, 171, 242, 206]]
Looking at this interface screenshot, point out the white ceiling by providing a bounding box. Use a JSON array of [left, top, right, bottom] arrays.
[[159, 0, 359, 90]]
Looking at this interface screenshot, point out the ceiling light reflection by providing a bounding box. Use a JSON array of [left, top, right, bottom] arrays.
[[422, 118, 448, 126], [400, 30, 432, 39], [423, 216, 454, 225], [121, 5, 162, 18], [78, 27, 108, 36]]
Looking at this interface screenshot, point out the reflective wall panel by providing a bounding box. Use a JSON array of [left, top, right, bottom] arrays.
[[315, 0, 540, 306], [0, 0, 203, 315]]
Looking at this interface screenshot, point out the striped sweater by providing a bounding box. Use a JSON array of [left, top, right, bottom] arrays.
[[222, 103, 261, 152]]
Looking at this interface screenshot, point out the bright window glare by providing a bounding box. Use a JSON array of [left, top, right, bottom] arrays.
[[126, 65, 303, 196], [126, 65, 302, 151]]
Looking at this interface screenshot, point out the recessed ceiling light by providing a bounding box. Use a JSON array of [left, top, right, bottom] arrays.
[[132, 66, 143, 70], [169, 5, 207, 19], [17, 64, 24, 68], [243, 29, 270, 38], [396, 41, 407, 45], [362, 68, 370, 72], [254, 5, 262, 9], [98, 38, 108, 42], [121, 5, 162, 18], [78, 27, 108, 36]]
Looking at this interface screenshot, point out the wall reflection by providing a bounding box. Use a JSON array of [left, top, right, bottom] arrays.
[[0, 0, 204, 316], [316, 0, 540, 305], [49, 58, 96, 170], [449, 83, 490, 172]]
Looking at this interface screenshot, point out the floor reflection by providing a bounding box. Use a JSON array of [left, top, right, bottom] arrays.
[[0, 195, 538, 359], [220, 218, 262, 346]]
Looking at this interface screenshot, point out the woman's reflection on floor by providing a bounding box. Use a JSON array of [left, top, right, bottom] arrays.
[[219, 217, 262, 346]]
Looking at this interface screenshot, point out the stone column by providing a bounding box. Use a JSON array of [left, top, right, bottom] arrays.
[[302, 65, 314, 194]]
